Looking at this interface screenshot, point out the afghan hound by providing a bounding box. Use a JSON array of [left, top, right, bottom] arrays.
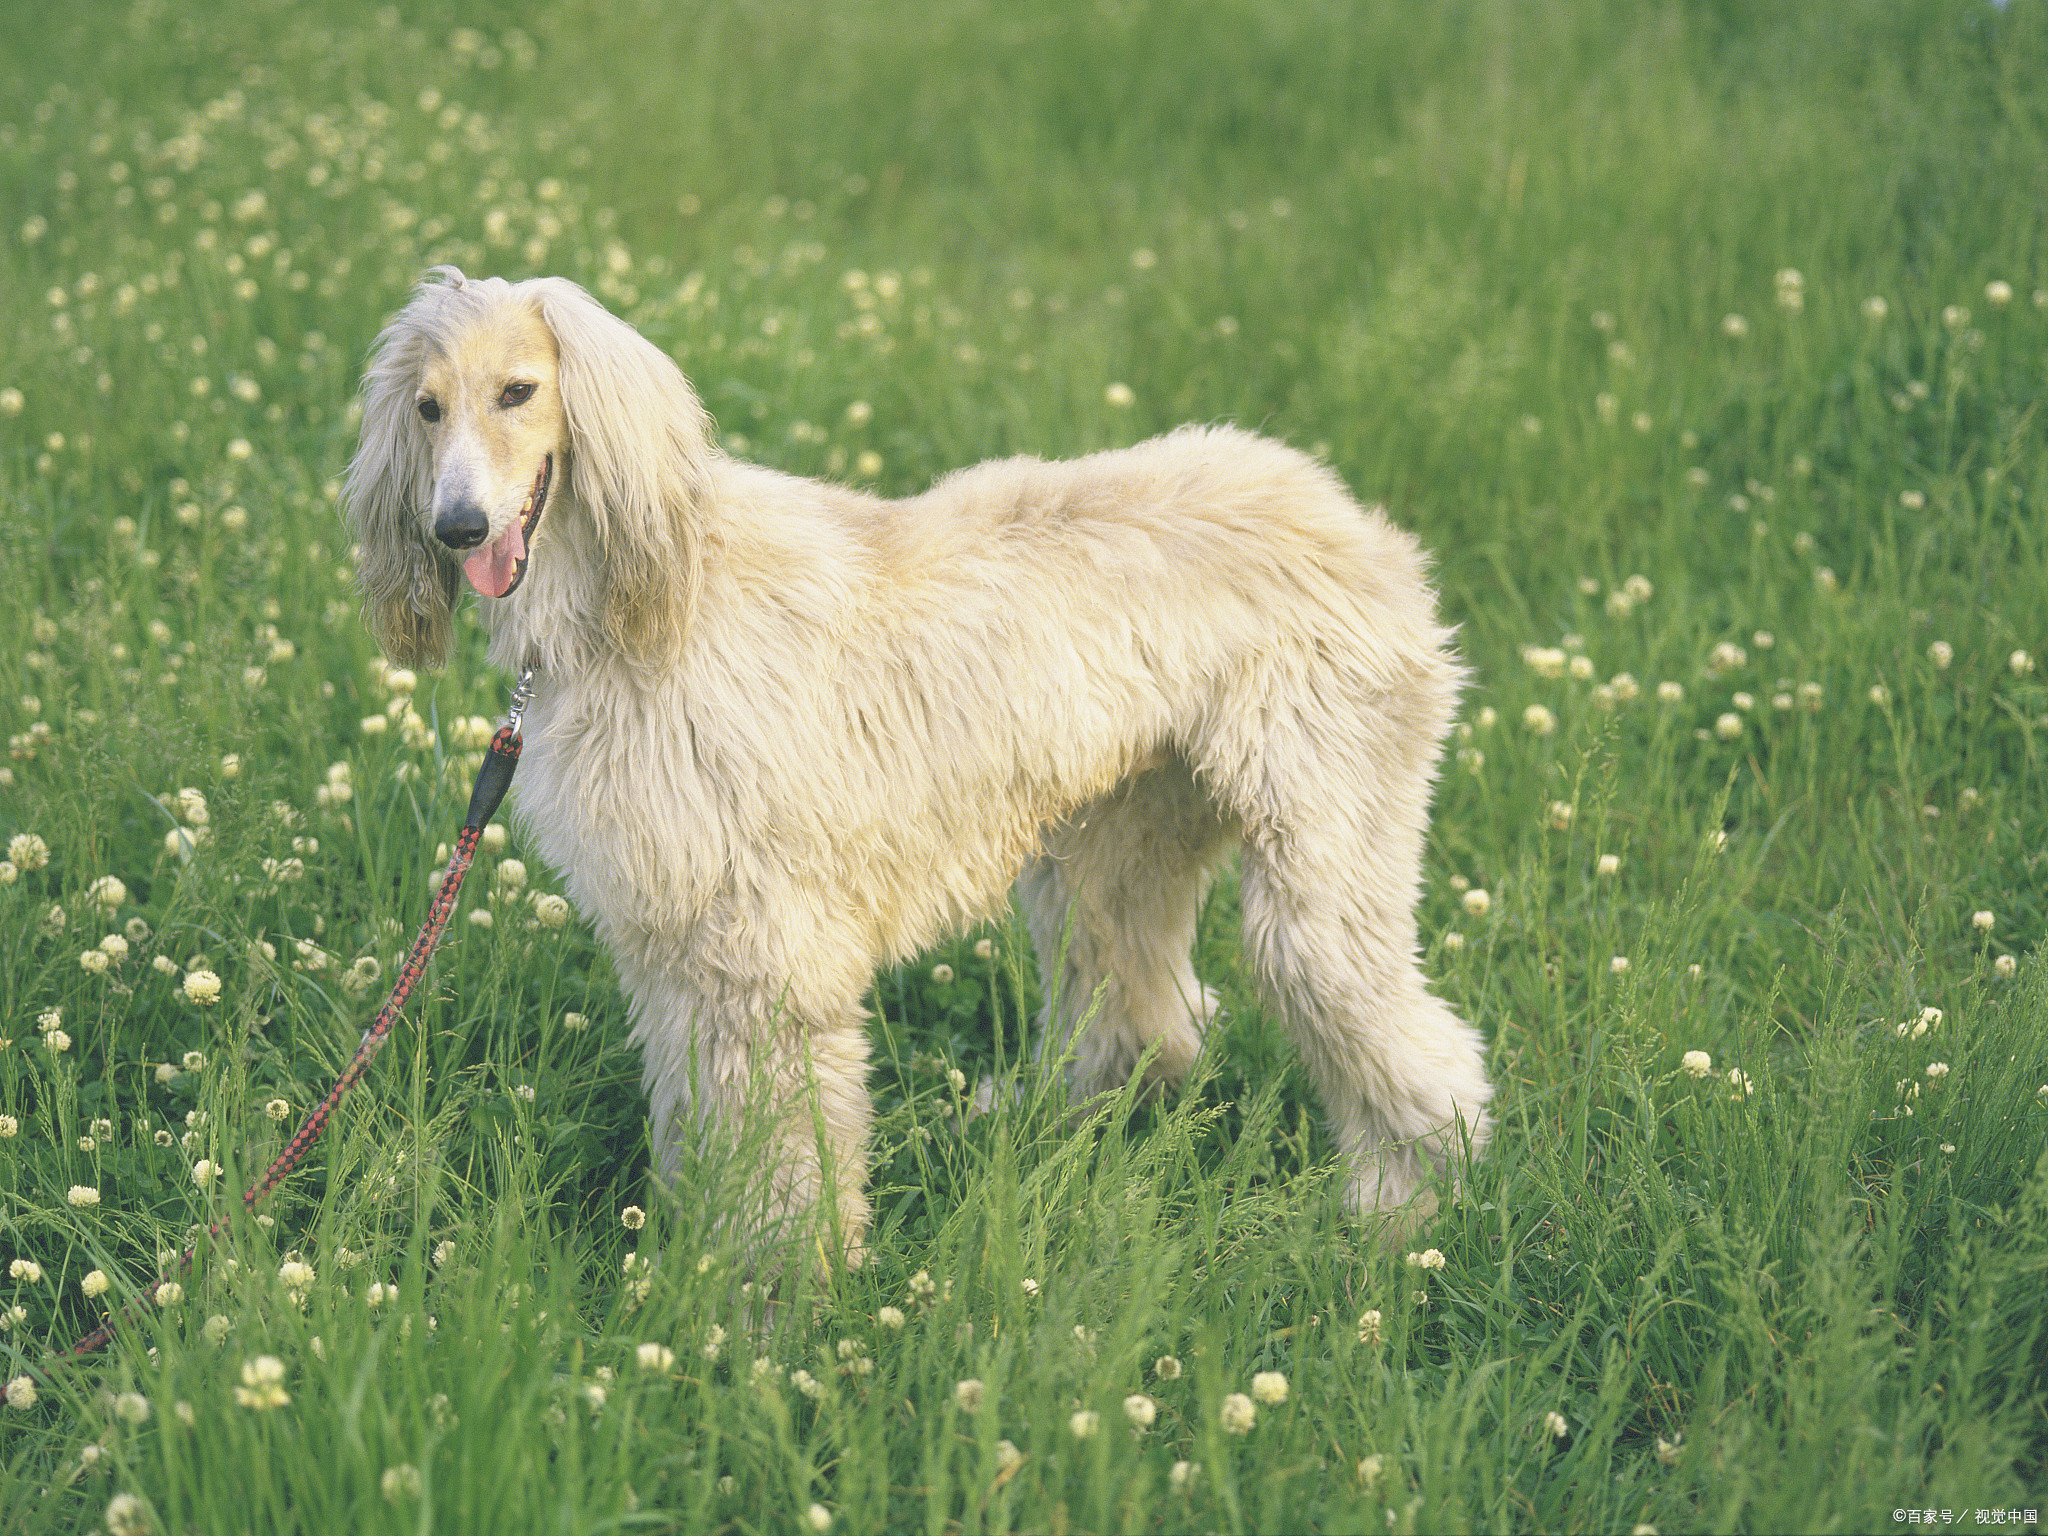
[[345, 266, 1491, 1261]]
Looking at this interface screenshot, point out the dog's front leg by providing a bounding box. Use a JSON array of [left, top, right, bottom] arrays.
[[632, 982, 873, 1277]]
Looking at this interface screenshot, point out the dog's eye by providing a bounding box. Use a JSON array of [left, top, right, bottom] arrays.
[[416, 398, 441, 423], [500, 381, 536, 408]]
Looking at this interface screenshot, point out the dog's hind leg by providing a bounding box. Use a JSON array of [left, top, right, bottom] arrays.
[[1207, 658, 1491, 1236], [1017, 755, 1235, 1102]]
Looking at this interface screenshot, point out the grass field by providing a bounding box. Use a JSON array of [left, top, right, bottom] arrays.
[[3, 1, 2046, 1531]]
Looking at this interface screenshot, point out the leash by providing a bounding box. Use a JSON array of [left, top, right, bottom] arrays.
[[58, 666, 537, 1360]]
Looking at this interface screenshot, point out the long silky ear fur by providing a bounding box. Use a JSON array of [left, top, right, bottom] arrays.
[[344, 290, 460, 668], [533, 278, 712, 675]]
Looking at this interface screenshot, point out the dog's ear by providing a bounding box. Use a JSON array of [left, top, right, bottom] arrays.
[[533, 278, 711, 676], [344, 295, 459, 669]]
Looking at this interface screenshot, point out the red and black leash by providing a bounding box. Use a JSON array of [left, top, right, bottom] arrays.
[[59, 667, 536, 1361]]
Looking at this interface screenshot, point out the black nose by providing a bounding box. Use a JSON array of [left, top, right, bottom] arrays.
[[434, 503, 490, 550]]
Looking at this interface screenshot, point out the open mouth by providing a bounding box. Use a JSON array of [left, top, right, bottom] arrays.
[[461, 455, 552, 599]]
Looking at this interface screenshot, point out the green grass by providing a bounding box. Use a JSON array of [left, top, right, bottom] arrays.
[[3, 0, 2046, 1530]]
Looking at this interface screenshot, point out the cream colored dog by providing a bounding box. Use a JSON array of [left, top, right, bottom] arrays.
[[347, 266, 1490, 1259]]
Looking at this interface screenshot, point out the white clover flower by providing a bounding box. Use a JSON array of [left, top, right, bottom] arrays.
[[6, 1375, 37, 1409], [1250, 1371, 1289, 1406], [1596, 853, 1621, 876], [1405, 1248, 1447, 1270], [192, 1159, 219, 1185], [1862, 295, 1889, 321], [234, 1355, 289, 1410], [1068, 1408, 1100, 1439], [950, 1377, 987, 1412], [0, 1116, 13, 1137], [2011, 651, 2034, 677], [788, 1368, 825, 1400], [1359, 1453, 1386, 1486], [1104, 382, 1134, 408], [1522, 703, 1557, 737], [105, 1492, 155, 1536], [532, 892, 570, 928], [182, 969, 223, 1005], [381, 1465, 422, 1502], [1542, 1410, 1570, 1439], [365, 1282, 394, 1308], [82, 1269, 111, 1298], [1357, 1310, 1383, 1345], [1714, 713, 1744, 741], [1610, 955, 1630, 975], [804, 1505, 833, 1534], [112, 1391, 150, 1425], [80, 948, 110, 974], [621, 1205, 646, 1230], [278, 1259, 316, 1292], [1170, 1459, 1199, 1490], [1972, 910, 1995, 933], [1218, 1392, 1256, 1434], [1657, 680, 1684, 704], [68, 1184, 101, 1208], [1123, 1392, 1157, 1428], [621, 1252, 654, 1304], [87, 875, 129, 909], [1994, 955, 2016, 978], [44, 1029, 72, 1054], [876, 1305, 905, 1329], [1461, 888, 1491, 917], [702, 1323, 726, 1362], [1682, 1051, 1713, 1078], [8, 832, 50, 869], [1547, 801, 1574, 831], [8, 1259, 40, 1282], [201, 1313, 232, 1345], [1727, 1069, 1755, 1099], [636, 1342, 675, 1373], [1926, 1062, 1950, 1080]]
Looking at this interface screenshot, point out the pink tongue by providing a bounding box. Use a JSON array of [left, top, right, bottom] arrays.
[[462, 518, 526, 598]]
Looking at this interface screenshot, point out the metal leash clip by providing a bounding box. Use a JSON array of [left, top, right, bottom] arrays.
[[506, 663, 538, 736]]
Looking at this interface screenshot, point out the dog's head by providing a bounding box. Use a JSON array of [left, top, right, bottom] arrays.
[[345, 267, 712, 675]]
